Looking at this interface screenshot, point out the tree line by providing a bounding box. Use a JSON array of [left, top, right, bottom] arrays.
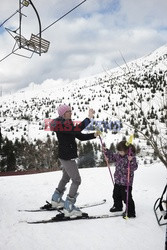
[[0, 129, 109, 172]]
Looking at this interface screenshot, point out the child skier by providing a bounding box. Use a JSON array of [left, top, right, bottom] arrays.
[[105, 140, 138, 218]]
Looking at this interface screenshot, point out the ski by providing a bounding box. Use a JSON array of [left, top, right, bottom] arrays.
[[24, 212, 123, 224], [18, 199, 106, 212]]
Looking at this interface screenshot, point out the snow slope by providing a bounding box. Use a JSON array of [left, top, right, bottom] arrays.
[[0, 162, 166, 250]]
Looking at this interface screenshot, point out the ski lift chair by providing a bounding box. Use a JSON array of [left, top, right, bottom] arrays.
[[154, 184, 167, 226], [14, 33, 50, 55]]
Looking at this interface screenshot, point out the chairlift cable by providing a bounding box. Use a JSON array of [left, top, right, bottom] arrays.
[[0, 48, 19, 63], [0, 5, 25, 28], [40, 0, 87, 34]]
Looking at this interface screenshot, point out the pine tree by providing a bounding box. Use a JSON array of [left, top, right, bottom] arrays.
[[0, 127, 2, 149], [2, 138, 16, 171], [78, 141, 96, 168], [109, 142, 116, 153]]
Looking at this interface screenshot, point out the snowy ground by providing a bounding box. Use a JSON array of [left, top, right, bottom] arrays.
[[0, 162, 166, 250]]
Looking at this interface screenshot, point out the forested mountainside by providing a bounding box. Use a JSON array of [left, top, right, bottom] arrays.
[[0, 44, 166, 172]]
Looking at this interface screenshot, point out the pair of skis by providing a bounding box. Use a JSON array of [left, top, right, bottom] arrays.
[[27, 212, 122, 224], [19, 199, 123, 224], [18, 199, 107, 212]]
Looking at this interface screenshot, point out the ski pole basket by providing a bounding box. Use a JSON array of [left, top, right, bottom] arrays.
[[153, 184, 167, 226]]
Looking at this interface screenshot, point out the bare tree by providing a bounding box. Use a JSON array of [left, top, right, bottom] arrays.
[[109, 69, 167, 168]]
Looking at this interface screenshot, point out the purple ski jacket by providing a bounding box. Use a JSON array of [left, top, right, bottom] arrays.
[[106, 150, 138, 186]]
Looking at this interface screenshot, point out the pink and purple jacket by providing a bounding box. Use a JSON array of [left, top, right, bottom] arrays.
[[106, 150, 138, 186]]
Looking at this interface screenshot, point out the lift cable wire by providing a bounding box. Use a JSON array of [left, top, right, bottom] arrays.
[[41, 0, 86, 34], [0, 5, 25, 28]]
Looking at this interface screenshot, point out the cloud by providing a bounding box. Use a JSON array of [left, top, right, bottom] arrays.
[[0, 0, 167, 94]]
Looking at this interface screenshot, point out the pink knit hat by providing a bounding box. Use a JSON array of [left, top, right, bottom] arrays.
[[57, 104, 71, 117]]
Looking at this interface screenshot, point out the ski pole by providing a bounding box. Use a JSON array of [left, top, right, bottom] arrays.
[[99, 135, 114, 185], [124, 134, 134, 219], [125, 146, 132, 219]]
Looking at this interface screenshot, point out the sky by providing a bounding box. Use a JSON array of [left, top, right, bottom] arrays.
[[0, 0, 167, 94]]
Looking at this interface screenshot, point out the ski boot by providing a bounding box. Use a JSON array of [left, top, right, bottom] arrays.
[[63, 194, 82, 218], [51, 189, 65, 209], [110, 205, 123, 212]]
